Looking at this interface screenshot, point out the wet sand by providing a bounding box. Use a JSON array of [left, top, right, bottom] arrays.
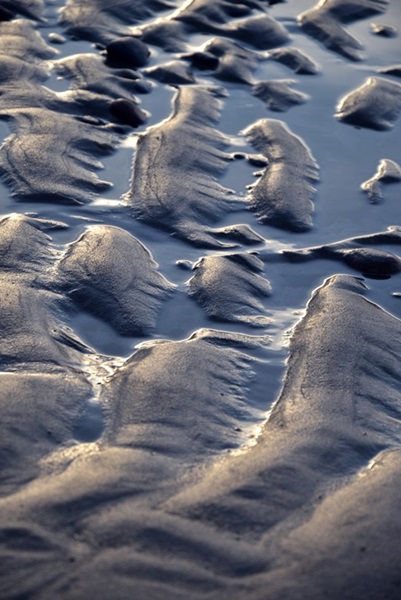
[[1, 1, 401, 598]]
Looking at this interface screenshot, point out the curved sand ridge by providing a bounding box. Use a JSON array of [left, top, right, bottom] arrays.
[[245, 118, 319, 231], [138, 0, 290, 52], [188, 253, 272, 326], [299, 0, 389, 61], [0, 214, 174, 496], [128, 85, 244, 247], [0, 0, 401, 598], [336, 76, 401, 130], [185, 38, 310, 112], [3, 276, 401, 598], [0, 21, 120, 203], [102, 329, 269, 459], [278, 228, 401, 278], [169, 275, 401, 524], [60, 0, 176, 44], [58, 225, 174, 336], [361, 158, 401, 202]]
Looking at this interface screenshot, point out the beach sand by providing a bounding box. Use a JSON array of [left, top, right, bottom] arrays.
[[1, 0, 401, 598]]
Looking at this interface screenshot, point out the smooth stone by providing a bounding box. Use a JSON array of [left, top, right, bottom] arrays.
[[109, 98, 147, 127], [371, 23, 398, 37], [106, 36, 150, 68]]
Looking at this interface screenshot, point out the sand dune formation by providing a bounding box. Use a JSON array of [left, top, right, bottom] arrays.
[[0, 0, 401, 598]]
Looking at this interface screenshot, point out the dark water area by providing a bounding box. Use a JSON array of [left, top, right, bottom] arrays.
[[1, 1, 401, 598]]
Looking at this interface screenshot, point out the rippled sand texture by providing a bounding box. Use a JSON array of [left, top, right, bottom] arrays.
[[1, 0, 401, 599]]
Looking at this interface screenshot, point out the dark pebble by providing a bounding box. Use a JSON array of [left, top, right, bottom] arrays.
[[106, 37, 150, 68], [371, 23, 398, 38], [110, 99, 147, 128], [48, 33, 66, 45], [247, 154, 269, 168], [176, 260, 193, 271]]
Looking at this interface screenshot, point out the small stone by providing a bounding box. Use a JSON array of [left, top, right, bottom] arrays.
[[48, 33, 67, 44], [106, 37, 150, 68], [109, 99, 147, 128], [176, 260, 193, 271], [371, 23, 398, 38], [247, 154, 269, 168]]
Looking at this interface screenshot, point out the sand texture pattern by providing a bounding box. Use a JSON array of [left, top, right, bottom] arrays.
[[0, 0, 401, 599]]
